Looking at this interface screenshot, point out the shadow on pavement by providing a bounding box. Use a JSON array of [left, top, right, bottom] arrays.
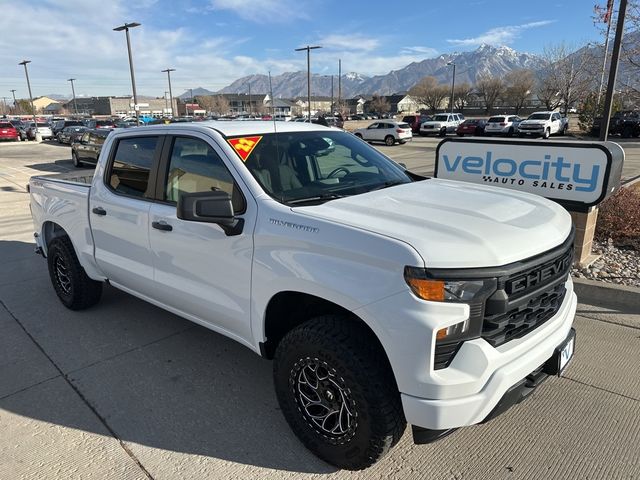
[[0, 239, 336, 474], [24, 159, 75, 172]]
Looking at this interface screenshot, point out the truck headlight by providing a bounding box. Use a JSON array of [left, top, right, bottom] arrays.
[[403, 267, 495, 303]]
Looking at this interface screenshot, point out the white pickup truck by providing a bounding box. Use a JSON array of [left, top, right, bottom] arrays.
[[518, 111, 569, 139], [29, 122, 577, 470]]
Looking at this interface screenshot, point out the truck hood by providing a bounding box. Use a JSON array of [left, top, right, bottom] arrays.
[[520, 119, 548, 126], [294, 179, 572, 268]]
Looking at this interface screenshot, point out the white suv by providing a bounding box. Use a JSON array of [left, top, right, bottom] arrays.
[[353, 120, 412, 145], [419, 113, 463, 136], [484, 115, 522, 136]]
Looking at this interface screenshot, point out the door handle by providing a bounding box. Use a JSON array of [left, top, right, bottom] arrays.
[[92, 207, 107, 216], [152, 221, 173, 232]]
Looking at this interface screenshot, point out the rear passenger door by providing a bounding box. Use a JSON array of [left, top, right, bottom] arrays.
[[147, 134, 256, 342], [91, 135, 163, 296]]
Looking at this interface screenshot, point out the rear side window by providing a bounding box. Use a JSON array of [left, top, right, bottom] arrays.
[[398, 123, 411, 129], [109, 136, 160, 198], [0, 123, 12, 128]]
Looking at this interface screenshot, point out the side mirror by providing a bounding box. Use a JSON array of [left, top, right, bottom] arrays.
[[177, 191, 244, 236]]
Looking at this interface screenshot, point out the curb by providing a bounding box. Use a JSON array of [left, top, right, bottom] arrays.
[[572, 276, 640, 310]]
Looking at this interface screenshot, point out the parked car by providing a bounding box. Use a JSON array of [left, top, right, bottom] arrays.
[[53, 119, 84, 139], [8, 119, 28, 140], [456, 118, 487, 136], [349, 114, 364, 120], [58, 126, 88, 144], [353, 120, 412, 145], [484, 115, 523, 136], [0, 121, 20, 141], [30, 121, 577, 470], [591, 110, 640, 138], [324, 116, 344, 128], [419, 113, 463, 136], [518, 111, 568, 139], [83, 119, 116, 129], [26, 122, 54, 140], [71, 129, 110, 167], [401, 115, 431, 134]]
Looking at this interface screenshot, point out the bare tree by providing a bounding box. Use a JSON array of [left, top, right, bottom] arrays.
[[475, 75, 505, 114], [453, 82, 473, 112], [196, 95, 230, 115], [504, 69, 535, 114], [537, 42, 593, 115], [370, 95, 390, 114], [409, 76, 450, 113]]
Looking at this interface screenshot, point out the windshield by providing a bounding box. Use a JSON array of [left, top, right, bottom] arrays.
[[234, 131, 414, 205], [433, 115, 449, 121], [528, 113, 551, 120]]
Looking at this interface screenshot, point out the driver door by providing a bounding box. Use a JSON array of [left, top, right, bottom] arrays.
[[365, 123, 380, 141]]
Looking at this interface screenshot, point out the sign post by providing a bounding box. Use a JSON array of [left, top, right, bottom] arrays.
[[435, 138, 624, 266]]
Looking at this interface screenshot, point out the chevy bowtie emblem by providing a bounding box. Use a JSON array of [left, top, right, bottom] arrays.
[[227, 136, 263, 161]]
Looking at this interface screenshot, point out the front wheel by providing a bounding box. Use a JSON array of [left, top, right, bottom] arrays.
[[47, 236, 102, 310], [543, 128, 550, 139], [274, 316, 406, 470]]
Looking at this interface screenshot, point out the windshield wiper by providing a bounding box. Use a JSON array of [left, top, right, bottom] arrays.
[[287, 193, 345, 205]]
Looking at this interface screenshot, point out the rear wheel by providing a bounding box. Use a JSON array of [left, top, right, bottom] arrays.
[[560, 125, 567, 136], [47, 236, 102, 310], [274, 316, 405, 470], [72, 151, 83, 168], [384, 135, 395, 146]]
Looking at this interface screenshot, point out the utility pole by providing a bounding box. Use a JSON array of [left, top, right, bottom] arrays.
[[18, 60, 39, 140], [596, 0, 615, 111], [295, 45, 322, 121], [164, 91, 169, 111], [67, 78, 78, 115], [331, 75, 334, 114], [161, 68, 175, 117], [447, 61, 456, 113], [248, 81, 252, 116], [1, 97, 8, 116], [600, 0, 628, 141], [10, 90, 17, 114], [189, 88, 194, 117], [113, 22, 141, 125], [338, 59, 342, 115]]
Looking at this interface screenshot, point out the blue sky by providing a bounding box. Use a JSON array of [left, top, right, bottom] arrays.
[[0, 0, 604, 100]]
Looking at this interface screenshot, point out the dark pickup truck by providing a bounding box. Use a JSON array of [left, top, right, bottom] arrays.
[[591, 110, 640, 138]]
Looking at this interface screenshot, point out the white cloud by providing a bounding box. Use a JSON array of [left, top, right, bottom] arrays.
[[400, 46, 439, 56], [318, 34, 380, 52], [208, 0, 309, 22], [447, 20, 555, 47]]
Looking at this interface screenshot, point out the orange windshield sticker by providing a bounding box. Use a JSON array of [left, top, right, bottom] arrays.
[[227, 136, 263, 161]]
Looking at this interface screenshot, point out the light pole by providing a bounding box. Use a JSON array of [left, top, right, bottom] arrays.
[[67, 78, 78, 115], [113, 22, 141, 125], [164, 91, 169, 112], [1, 97, 8, 116], [189, 88, 194, 117], [247, 81, 252, 116], [19, 60, 39, 140], [447, 61, 456, 113], [10, 89, 17, 114], [295, 45, 322, 120], [161, 68, 175, 117]]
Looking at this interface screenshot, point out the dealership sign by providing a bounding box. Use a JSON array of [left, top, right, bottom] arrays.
[[435, 138, 624, 211]]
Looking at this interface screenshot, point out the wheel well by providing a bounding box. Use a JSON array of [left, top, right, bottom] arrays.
[[261, 292, 386, 362], [42, 221, 69, 253]]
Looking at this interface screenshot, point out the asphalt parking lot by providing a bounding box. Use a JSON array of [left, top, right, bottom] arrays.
[[1, 139, 639, 479]]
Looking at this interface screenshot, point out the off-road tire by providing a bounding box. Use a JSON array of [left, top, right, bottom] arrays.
[[274, 316, 406, 470], [384, 135, 395, 146], [47, 236, 102, 310]]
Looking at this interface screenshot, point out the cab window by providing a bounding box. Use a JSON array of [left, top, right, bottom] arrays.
[[164, 137, 245, 213], [108, 136, 160, 198]]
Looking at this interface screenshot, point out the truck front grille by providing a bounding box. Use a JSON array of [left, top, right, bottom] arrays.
[[481, 244, 573, 348]]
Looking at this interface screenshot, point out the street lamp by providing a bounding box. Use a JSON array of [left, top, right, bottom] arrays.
[[18, 60, 39, 140], [161, 68, 175, 117], [189, 88, 194, 117], [295, 45, 322, 121], [67, 78, 78, 115], [113, 22, 141, 125], [447, 61, 456, 113]]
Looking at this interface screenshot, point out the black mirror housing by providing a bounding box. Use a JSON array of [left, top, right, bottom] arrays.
[[177, 191, 244, 236]]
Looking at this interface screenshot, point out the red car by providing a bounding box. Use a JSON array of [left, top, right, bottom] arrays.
[[456, 118, 487, 136], [0, 122, 19, 141]]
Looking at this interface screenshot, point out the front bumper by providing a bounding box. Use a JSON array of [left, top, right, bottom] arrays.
[[400, 287, 576, 430]]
